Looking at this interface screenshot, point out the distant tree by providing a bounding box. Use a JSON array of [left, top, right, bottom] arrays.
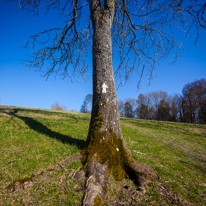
[[70, 109, 79, 113], [198, 98, 206, 124], [146, 91, 168, 120], [80, 94, 93, 113], [136, 93, 155, 120], [169, 94, 182, 122], [124, 101, 134, 118], [137, 103, 149, 119], [136, 94, 148, 119], [157, 99, 171, 121], [182, 79, 206, 123], [118, 98, 136, 118], [118, 100, 125, 117], [51, 102, 67, 111], [195, 79, 206, 124], [7, 0, 206, 204], [136, 92, 183, 122], [181, 97, 192, 123]]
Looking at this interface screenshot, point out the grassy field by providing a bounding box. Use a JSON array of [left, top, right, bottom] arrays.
[[0, 105, 205, 205]]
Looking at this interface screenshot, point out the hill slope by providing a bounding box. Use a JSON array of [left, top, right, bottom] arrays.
[[0, 105, 205, 205]]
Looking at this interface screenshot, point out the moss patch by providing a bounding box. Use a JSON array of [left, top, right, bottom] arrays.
[[82, 113, 131, 181], [101, 185, 107, 193], [94, 196, 103, 206]]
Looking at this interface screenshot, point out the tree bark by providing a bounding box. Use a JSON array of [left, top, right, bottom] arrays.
[[90, 0, 125, 150], [81, 1, 158, 205]]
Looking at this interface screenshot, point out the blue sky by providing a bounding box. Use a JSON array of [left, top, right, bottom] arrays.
[[0, 1, 206, 111]]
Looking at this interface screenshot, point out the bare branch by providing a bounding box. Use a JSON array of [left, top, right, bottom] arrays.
[[5, 0, 206, 85], [112, 0, 205, 88]]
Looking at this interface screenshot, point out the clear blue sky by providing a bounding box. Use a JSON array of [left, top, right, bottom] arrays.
[[0, 1, 206, 111]]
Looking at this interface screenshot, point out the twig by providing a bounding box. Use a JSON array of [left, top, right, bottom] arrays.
[[72, 167, 81, 179], [132, 150, 147, 156], [58, 163, 65, 169]]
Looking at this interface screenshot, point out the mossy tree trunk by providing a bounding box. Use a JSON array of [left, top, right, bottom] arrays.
[[81, 1, 158, 205]]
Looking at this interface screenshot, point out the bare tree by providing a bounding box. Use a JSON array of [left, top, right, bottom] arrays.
[[136, 93, 156, 120], [143, 90, 169, 120], [6, 0, 206, 204], [118, 99, 125, 117], [169, 94, 182, 122], [182, 78, 206, 123], [124, 101, 134, 118], [136, 92, 183, 122], [199, 98, 206, 124], [70, 109, 79, 113], [118, 98, 136, 117], [51, 101, 68, 111], [157, 99, 171, 121], [80, 94, 93, 113]]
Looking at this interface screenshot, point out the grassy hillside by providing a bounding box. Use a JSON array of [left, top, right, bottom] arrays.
[[0, 105, 205, 205]]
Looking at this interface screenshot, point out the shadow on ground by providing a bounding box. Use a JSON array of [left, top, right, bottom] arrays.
[[0, 108, 85, 150]]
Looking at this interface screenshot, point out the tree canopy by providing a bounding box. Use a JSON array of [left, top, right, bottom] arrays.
[[8, 0, 206, 85]]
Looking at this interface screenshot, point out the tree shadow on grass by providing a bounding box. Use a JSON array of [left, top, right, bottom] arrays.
[[0, 108, 85, 150]]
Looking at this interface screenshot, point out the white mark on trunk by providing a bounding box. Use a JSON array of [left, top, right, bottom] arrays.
[[113, 122, 115, 125], [102, 83, 108, 93], [114, 109, 116, 113], [116, 148, 119, 151], [101, 103, 102, 106], [103, 137, 105, 140], [107, 98, 109, 103]]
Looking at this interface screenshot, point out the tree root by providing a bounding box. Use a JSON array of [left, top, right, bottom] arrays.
[[5, 153, 82, 192], [82, 160, 109, 206], [81, 156, 159, 206], [4, 152, 159, 206]]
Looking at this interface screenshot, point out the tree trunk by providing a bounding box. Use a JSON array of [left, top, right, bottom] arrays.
[[81, 1, 158, 205]]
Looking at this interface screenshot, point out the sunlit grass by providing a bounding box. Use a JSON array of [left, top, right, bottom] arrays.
[[0, 105, 205, 205], [120, 118, 206, 205], [0, 106, 88, 188]]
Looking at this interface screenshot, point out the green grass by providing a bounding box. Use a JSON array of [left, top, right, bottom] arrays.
[[0, 105, 206, 205]]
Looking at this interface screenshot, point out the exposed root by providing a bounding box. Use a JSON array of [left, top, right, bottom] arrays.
[[5, 153, 82, 192], [130, 157, 159, 182], [83, 160, 109, 206], [72, 167, 82, 179], [4, 152, 159, 206], [124, 157, 159, 197], [56, 152, 82, 169], [81, 151, 159, 206], [80, 111, 160, 205]]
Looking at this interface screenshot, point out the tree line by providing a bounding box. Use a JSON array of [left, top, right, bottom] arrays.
[[81, 78, 206, 124], [120, 78, 206, 124]]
